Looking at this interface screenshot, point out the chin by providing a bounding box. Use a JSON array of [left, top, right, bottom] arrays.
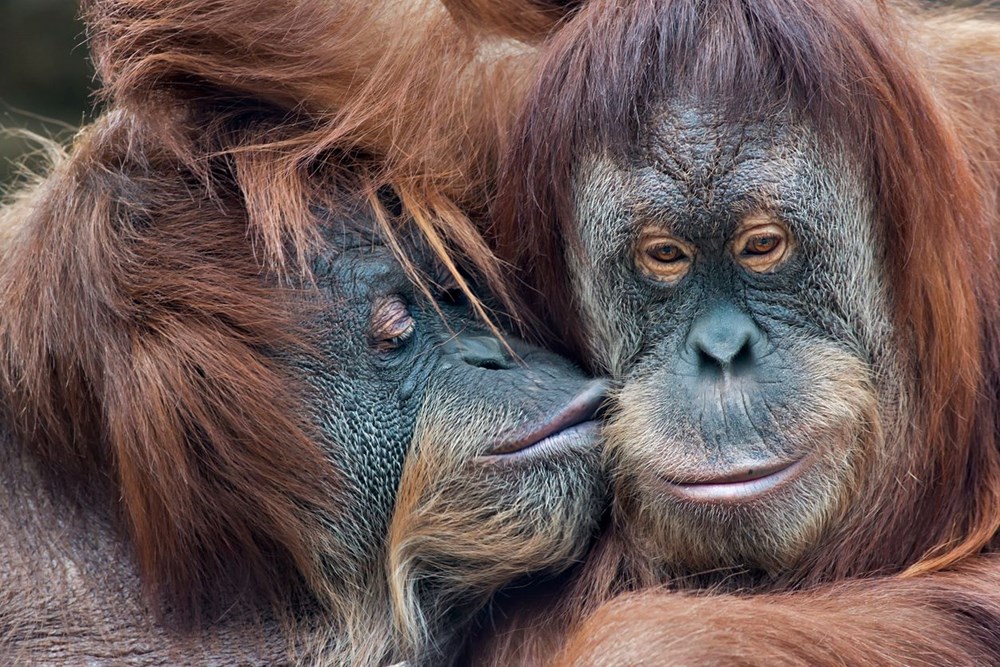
[[603, 350, 880, 580], [615, 447, 856, 579]]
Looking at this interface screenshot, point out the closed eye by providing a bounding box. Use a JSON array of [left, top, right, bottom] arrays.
[[371, 296, 415, 351]]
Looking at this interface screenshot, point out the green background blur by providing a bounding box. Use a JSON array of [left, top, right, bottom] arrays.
[[1, 0, 93, 188]]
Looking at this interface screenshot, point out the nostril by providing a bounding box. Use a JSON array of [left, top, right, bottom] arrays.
[[685, 304, 762, 376], [475, 358, 509, 371], [693, 330, 752, 367], [730, 338, 755, 372], [453, 336, 516, 371], [696, 346, 725, 379]]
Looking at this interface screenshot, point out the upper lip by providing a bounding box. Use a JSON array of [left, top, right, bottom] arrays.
[[488, 379, 608, 455]]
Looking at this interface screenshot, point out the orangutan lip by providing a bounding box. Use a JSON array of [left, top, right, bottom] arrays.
[[485, 379, 607, 457], [663, 458, 807, 503], [479, 420, 601, 464]]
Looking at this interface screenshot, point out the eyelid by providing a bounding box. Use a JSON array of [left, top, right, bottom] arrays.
[[635, 232, 695, 283], [731, 219, 793, 272], [647, 242, 686, 262], [742, 233, 780, 254], [371, 296, 415, 348]]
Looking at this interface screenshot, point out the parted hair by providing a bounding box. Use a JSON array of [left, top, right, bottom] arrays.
[[490, 0, 1000, 579]]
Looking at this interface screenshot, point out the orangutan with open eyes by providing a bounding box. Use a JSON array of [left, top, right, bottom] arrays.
[[473, 0, 1000, 664]]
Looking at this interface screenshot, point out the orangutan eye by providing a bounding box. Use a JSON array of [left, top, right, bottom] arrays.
[[647, 243, 686, 263], [371, 296, 415, 351], [733, 218, 793, 273], [743, 234, 780, 255], [636, 233, 695, 284]]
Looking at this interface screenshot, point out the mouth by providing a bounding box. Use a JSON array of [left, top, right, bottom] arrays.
[[661, 457, 808, 503], [480, 379, 607, 462]]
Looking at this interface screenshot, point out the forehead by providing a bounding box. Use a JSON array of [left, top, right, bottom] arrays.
[[311, 211, 439, 288], [577, 102, 825, 240]]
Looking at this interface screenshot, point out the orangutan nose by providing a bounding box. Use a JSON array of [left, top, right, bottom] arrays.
[[685, 304, 763, 378], [442, 335, 517, 371]]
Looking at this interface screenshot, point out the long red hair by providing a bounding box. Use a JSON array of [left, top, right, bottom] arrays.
[[491, 0, 1000, 576], [0, 0, 550, 614]]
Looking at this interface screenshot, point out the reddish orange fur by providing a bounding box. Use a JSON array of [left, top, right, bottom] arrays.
[[440, 0, 579, 41], [82, 0, 561, 315], [558, 558, 1000, 666], [1, 0, 556, 617], [0, 111, 339, 612], [476, 0, 1000, 662]]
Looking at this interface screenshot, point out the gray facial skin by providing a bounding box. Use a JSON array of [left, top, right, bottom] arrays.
[[0, 214, 606, 666], [299, 219, 608, 662], [570, 102, 899, 580]]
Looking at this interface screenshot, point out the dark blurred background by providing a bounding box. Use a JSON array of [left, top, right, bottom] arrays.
[[1, 0, 94, 188]]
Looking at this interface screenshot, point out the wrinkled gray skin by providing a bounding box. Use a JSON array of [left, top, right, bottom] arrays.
[[303, 220, 607, 664], [307, 224, 601, 572], [0, 218, 606, 665], [571, 101, 900, 580]]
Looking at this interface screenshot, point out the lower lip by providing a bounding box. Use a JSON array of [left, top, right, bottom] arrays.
[[662, 458, 807, 503], [477, 421, 600, 464]]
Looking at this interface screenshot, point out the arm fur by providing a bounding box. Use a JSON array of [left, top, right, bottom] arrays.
[[559, 558, 1000, 666]]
